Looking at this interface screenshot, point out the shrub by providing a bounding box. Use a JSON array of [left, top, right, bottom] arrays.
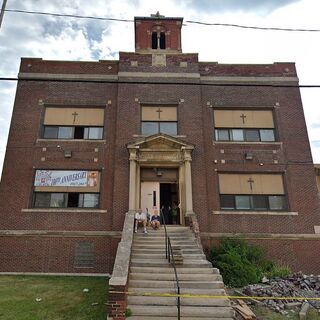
[[209, 238, 291, 287]]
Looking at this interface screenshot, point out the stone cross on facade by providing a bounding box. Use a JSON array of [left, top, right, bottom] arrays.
[[240, 113, 247, 124], [72, 111, 79, 124], [156, 108, 163, 119], [247, 177, 254, 191]]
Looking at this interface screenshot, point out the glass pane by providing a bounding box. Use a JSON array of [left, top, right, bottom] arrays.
[[245, 129, 260, 142], [43, 126, 58, 139], [160, 122, 177, 135], [88, 127, 103, 139], [252, 195, 268, 210], [67, 193, 79, 207], [74, 127, 84, 139], [269, 195, 286, 210], [235, 195, 251, 210], [58, 127, 73, 139], [83, 194, 99, 208], [220, 195, 235, 209], [216, 129, 229, 141], [50, 193, 66, 207], [83, 128, 89, 139], [231, 129, 244, 141], [34, 193, 51, 207], [141, 122, 158, 135], [260, 129, 275, 142]]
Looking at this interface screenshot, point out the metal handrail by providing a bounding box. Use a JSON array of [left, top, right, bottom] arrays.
[[160, 210, 181, 320]]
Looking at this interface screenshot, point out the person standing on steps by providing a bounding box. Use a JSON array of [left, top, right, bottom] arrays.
[[134, 208, 147, 233]]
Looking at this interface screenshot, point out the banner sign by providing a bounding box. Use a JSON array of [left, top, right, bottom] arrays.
[[34, 170, 98, 187]]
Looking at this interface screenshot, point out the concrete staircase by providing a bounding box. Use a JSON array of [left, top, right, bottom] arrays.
[[127, 226, 235, 319]]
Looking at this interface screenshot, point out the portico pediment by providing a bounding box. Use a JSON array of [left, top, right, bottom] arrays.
[[127, 133, 194, 151]]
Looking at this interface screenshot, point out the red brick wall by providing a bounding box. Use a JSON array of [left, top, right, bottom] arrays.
[[0, 236, 119, 273]]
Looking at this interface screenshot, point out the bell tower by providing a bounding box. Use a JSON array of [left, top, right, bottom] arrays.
[[134, 12, 183, 53]]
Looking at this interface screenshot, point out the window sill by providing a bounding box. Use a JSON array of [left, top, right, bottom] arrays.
[[22, 209, 107, 214], [133, 134, 187, 139], [36, 139, 106, 143], [213, 141, 282, 146], [212, 210, 298, 216]]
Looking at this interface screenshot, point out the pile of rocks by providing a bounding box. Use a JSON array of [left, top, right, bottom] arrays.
[[242, 272, 320, 314]]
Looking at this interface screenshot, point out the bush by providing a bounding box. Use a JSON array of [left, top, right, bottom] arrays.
[[208, 238, 291, 287]]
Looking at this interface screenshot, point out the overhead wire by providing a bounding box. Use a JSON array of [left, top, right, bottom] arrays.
[[3, 8, 320, 32]]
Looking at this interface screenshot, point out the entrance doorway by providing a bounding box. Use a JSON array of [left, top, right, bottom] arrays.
[[140, 168, 180, 225], [160, 183, 179, 225]]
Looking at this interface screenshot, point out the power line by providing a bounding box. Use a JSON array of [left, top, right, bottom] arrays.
[[0, 76, 320, 88], [185, 20, 320, 32], [4, 9, 133, 23], [4, 8, 320, 32]]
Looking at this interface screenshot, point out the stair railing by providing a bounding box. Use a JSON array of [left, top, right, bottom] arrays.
[[160, 210, 181, 320]]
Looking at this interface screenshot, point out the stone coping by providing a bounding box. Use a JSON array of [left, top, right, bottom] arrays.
[[212, 210, 298, 216], [200, 232, 320, 240], [109, 211, 135, 286], [22, 209, 108, 214], [0, 230, 121, 237]]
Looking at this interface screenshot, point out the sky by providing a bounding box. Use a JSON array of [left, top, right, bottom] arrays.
[[1, 0, 320, 177]]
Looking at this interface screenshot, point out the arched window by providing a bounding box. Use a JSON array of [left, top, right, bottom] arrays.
[[151, 32, 158, 49], [160, 32, 166, 49]]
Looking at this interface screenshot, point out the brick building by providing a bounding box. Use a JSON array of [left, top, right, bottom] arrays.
[[0, 14, 320, 274]]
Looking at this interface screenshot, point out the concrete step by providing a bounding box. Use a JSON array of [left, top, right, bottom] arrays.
[[128, 295, 231, 307], [132, 248, 202, 254], [128, 305, 234, 318], [132, 244, 200, 250], [130, 259, 212, 268], [130, 273, 222, 281], [130, 266, 220, 274], [128, 280, 224, 289], [127, 287, 227, 295], [131, 253, 206, 259]]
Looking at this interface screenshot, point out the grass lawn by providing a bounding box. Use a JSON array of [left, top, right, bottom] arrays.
[[0, 275, 109, 320]]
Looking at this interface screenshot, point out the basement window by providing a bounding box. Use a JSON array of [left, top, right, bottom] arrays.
[[74, 242, 94, 268]]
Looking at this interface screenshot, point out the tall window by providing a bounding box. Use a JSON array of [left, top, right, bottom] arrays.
[[141, 105, 177, 135], [33, 170, 100, 209], [151, 31, 166, 50], [43, 107, 104, 140], [218, 173, 287, 211], [214, 110, 276, 142]]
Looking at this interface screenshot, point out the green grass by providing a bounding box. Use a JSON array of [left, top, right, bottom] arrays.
[[0, 275, 109, 320]]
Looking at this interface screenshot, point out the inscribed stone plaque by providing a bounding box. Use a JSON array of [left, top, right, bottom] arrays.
[[152, 54, 166, 67]]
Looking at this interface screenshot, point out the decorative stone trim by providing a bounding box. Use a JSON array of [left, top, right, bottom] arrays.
[[0, 230, 121, 237], [22, 209, 108, 214], [212, 210, 298, 216]]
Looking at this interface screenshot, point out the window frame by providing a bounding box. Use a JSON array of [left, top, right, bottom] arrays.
[[43, 125, 104, 140], [220, 194, 287, 211], [33, 192, 100, 209], [215, 128, 276, 142]]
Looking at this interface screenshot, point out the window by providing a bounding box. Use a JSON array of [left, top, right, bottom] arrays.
[[43, 107, 104, 140], [43, 126, 103, 140], [33, 170, 100, 209], [151, 31, 166, 50], [219, 173, 287, 211], [33, 192, 99, 208], [215, 128, 275, 142], [214, 110, 276, 142], [141, 105, 177, 135], [220, 195, 287, 211]]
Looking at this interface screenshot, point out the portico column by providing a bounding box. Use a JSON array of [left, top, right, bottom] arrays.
[[128, 147, 138, 212], [182, 147, 194, 215]]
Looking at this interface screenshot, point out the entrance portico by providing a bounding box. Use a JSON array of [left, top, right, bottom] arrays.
[[127, 134, 194, 223]]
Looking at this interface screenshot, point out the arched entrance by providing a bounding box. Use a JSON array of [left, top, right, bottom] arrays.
[[127, 134, 194, 225]]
